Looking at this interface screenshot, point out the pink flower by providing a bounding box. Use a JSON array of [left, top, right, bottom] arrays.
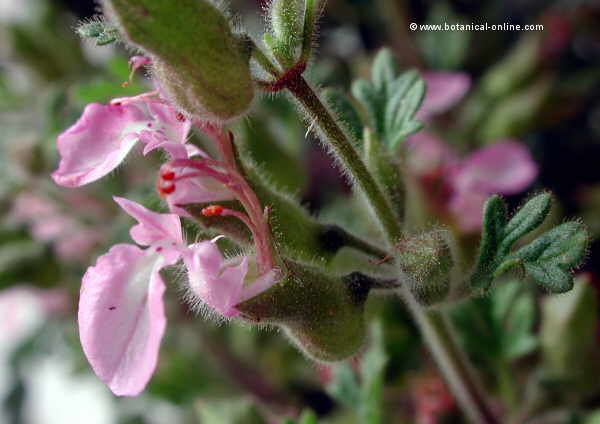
[[79, 197, 183, 396], [408, 135, 537, 232], [79, 197, 278, 396], [184, 243, 278, 317], [416, 72, 471, 121], [52, 100, 191, 188], [10, 191, 103, 262]]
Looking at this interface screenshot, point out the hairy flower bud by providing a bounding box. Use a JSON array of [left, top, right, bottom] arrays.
[[397, 232, 453, 306], [237, 261, 369, 361], [268, 0, 303, 65], [103, 0, 254, 121]]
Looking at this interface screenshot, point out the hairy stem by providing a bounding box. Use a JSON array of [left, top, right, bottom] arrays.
[[285, 75, 499, 424], [285, 75, 402, 245]]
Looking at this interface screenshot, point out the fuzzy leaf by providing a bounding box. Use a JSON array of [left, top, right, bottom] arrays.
[[351, 49, 424, 151], [506, 221, 588, 293], [351, 79, 383, 135], [372, 49, 397, 91], [499, 192, 551, 256], [471, 193, 585, 293], [470, 195, 508, 290], [76, 20, 120, 46]]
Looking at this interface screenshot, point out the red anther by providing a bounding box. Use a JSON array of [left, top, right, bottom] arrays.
[[201, 205, 224, 217], [160, 169, 175, 180], [175, 112, 186, 122], [156, 178, 176, 196], [161, 183, 175, 194]]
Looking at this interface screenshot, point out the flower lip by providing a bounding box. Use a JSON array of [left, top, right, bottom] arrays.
[[52, 103, 150, 187]]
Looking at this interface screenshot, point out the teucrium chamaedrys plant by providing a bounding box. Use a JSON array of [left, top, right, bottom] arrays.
[[55, 0, 588, 421]]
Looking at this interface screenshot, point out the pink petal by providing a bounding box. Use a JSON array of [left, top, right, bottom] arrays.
[[52, 103, 150, 187], [406, 132, 457, 176], [78, 244, 166, 396], [166, 177, 234, 217], [144, 103, 191, 146], [416, 72, 471, 120], [142, 139, 189, 159], [183, 242, 247, 317], [452, 141, 538, 195], [448, 190, 490, 233], [239, 268, 280, 303], [113, 197, 183, 249]]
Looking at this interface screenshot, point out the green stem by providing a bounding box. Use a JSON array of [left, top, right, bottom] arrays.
[[285, 75, 499, 424], [496, 358, 517, 414], [403, 290, 500, 424], [285, 76, 402, 245]]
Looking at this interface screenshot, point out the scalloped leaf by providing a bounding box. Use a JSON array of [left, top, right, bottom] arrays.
[[470, 193, 586, 293], [351, 49, 424, 151]]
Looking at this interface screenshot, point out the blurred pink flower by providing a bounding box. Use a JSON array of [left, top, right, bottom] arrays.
[[416, 72, 471, 121], [412, 374, 455, 424], [10, 192, 103, 262], [408, 135, 537, 232], [0, 287, 69, 349]]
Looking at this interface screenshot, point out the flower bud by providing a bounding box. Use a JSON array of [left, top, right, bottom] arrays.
[[397, 232, 453, 306], [268, 0, 303, 65], [236, 261, 369, 362], [103, 0, 254, 121]]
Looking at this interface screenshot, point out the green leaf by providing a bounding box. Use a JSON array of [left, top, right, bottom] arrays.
[[76, 20, 120, 46], [351, 49, 425, 151], [298, 410, 318, 424], [470, 195, 508, 290], [452, 280, 537, 363], [468, 193, 582, 293], [506, 221, 588, 293], [541, 276, 598, 381], [492, 282, 537, 359], [351, 79, 383, 136], [372, 48, 397, 91], [327, 363, 361, 409], [499, 192, 551, 256]]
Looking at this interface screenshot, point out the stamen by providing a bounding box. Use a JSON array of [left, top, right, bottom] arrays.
[[160, 169, 175, 180], [156, 178, 176, 196], [122, 56, 151, 87], [201, 205, 224, 217]]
